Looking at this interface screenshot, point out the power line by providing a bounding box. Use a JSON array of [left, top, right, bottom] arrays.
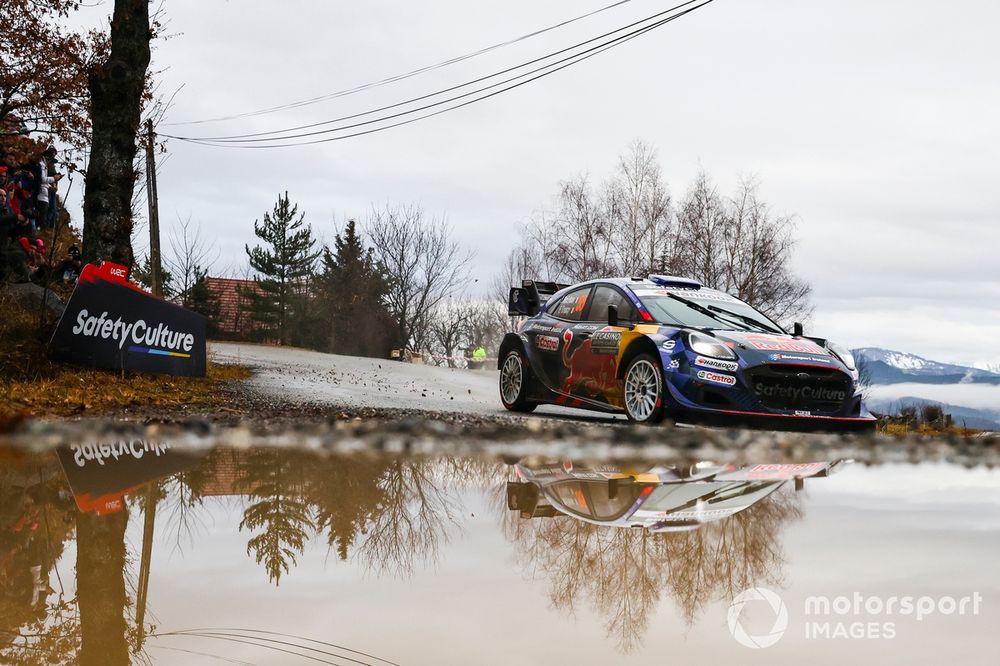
[[167, 0, 704, 144], [164, 0, 635, 126], [170, 0, 703, 143], [164, 0, 715, 149]]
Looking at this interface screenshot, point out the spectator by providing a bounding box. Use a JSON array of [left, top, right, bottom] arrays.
[[56, 244, 82, 284], [17, 236, 47, 284], [0, 185, 31, 282], [35, 146, 60, 229]]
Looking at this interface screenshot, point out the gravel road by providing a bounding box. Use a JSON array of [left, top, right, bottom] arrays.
[[210, 342, 622, 423]]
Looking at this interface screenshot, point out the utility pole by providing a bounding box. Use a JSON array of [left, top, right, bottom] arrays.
[[133, 483, 157, 654], [144, 118, 162, 297]]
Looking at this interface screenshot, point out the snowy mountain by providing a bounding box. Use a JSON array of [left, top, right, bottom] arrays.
[[853, 348, 1000, 385]]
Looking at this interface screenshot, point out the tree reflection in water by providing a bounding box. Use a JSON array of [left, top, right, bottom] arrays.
[[1, 445, 806, 661], [501, 483, 802, 652], [229, 451, 463, 582], [237, 449, 316, 585], [0, 448, 133, 665]]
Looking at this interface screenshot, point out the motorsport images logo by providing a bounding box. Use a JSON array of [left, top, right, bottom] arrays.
[[727, 587, 788, 648], [727, 587, 984, 648]]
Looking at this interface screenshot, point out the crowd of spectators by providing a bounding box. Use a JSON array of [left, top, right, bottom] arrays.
[[1, 139, 80, 286]]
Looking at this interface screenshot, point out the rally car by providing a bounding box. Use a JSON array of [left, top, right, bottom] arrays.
[[498, 275, 876, 431], [506, 459, 850, 531]]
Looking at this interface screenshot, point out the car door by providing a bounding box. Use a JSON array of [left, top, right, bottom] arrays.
[[562, 284, 637, 406], [522, 285, 592, 392]]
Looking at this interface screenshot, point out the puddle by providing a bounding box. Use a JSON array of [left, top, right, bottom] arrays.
[[0, 441, 996, 664]]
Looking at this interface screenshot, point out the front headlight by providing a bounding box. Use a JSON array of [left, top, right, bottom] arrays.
[[826, 341, 856, 370], [687, 332, 736, 360]]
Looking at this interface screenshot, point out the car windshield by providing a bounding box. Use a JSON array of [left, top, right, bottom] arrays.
[[633, 288, 783, 332], [548, 480, 647, 521]]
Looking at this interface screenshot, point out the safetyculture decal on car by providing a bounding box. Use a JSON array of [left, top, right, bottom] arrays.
[[536, 335, 560, 351], [694, 356, 739, 372], [754, 383, 847, 401], [743, 333, 827, 354], [590, 330, 621, 356], [697, 370, 737, 386]]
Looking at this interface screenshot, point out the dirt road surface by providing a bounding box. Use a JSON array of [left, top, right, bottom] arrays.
[[209, 342, 620, 423]]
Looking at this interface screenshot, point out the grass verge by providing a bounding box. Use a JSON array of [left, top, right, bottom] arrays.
[[0, 289, 251, 420], [1, 362, 252, 420]]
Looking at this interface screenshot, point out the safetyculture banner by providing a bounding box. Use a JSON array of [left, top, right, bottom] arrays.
[[48, 261, 207, 377], [56, 442, 206, 515]]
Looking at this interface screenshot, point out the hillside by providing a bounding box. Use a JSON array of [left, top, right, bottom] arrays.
[[853, 348, 1000, 386]]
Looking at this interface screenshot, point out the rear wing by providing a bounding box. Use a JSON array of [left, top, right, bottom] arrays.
[[508, 280, 569, 316]]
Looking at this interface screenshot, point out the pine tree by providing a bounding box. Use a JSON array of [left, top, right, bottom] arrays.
[[132, 254, 175, 298], [242, 192, 320, 344], [315, 220, 394, 356], [187, 269, 221, 336]]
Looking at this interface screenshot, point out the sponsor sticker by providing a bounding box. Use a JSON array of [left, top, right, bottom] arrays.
[[536, 335, 560, 351], [633, 288, 739, 303], [697, 370, 737, 386], [662, 339, 677, 351], [695, 355, 739, 372], [755, 383, 846, 402], [769, 352, 833, 364], [744, 334, 826, 355], [590, 330, 621, 355], [666, 359, 680, 371], [526, 322, 563, 334]]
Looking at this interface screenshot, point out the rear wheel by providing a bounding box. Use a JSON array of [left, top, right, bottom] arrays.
[[623, 354, 666, 424], [499, 349, 537, 413]]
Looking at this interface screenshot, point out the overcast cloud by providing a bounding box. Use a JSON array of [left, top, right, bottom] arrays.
[[64, 0, 1000, 367]]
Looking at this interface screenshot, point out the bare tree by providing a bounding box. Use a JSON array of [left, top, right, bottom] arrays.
[[497, 142, 812, 325], [605, 139, 673, 275], [669, 171, 730, 290], [428, 301, 473, 367], [719, 177, 811, 323], [552, 176, 615, 282], [493, 142, 671, 297], [164, 215, 218, 307], [365, 204, 473, 352], [668, 172, 811, 323], [427, 300, 508, 366], [855, 352, 874, 401]]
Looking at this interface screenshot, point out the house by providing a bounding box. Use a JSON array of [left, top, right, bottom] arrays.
[[202, 276, 262, 338]]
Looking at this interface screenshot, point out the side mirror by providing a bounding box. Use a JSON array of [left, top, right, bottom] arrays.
[[608, 304, 619, 328], [793, 322, 804, 337]]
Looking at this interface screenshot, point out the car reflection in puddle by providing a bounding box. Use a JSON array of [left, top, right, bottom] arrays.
[[507, 459, 848, 530], [0, 443, 993, 665]]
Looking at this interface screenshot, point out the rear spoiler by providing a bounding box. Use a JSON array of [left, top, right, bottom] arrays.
[[508, 280, 569, 316]]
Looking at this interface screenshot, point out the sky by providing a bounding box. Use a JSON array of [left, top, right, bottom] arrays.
[[63, 0, 1000, 367]]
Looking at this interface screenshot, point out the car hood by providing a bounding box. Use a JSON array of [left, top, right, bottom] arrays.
[[708, 330, 846, 369]]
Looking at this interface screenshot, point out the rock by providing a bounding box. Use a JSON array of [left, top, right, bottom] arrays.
[[3, 282, 66, 318]]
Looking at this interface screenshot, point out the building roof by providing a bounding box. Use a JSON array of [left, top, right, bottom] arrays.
[[203, 276, 262, 335]]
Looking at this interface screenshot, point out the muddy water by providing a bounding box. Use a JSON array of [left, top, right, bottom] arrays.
[[0, 442, 996, 665]]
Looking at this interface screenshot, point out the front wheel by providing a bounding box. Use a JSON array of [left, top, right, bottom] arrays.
[[623, 354, 666, 424], [499, 349, 537, 413]]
